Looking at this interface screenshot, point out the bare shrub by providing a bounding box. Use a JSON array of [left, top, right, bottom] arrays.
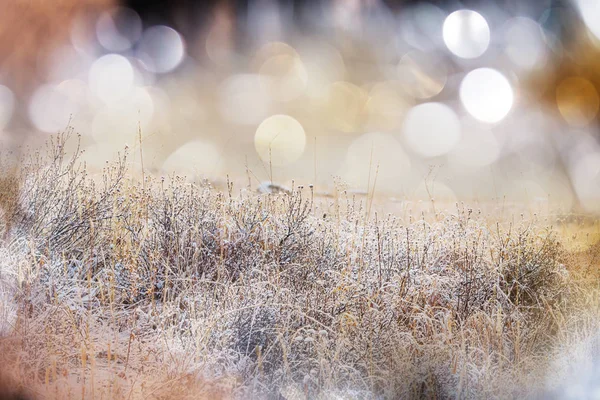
[[0, 131, 589, 399]]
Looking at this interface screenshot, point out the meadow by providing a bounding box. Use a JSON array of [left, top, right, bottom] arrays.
[[0, 131, 599, 399]]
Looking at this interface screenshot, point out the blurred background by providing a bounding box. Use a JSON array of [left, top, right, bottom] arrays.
[[1, 0, 600, 211]]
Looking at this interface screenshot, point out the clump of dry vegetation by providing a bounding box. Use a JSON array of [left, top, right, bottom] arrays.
[[0, 131, 598, 399]]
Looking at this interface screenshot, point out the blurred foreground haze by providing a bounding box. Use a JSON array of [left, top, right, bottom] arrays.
[[1, 0, 600, 211]]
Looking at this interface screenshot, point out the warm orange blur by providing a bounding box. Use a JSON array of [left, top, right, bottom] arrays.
[[0, 0, 112, 96], [526, 26, 600, 127]]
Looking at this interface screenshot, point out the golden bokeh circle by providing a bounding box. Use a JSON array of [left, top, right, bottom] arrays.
[[556, 77, 599, 127], [254, 114, 306, 166], [319, 81, 369, 133]]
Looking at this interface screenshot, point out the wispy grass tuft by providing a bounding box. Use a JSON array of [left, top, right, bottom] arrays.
[[0, 131, 597, 399]]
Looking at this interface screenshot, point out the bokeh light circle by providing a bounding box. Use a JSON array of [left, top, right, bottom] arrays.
[[443, 10, 490, 59], [96, 7, 142, 52], [137, 26, 185, 74], [556, 77, 599, 127], [29, 84, 80, 133], [503, 17, 548, 71], [252, 42, 298, 67], [320, 81, 369, 133], [460, 68, 514, 123], [89, 54, 134, 103], [298, 42, 345, 98], [254, 115, 306, 166], [402, 102, 461, 157], [0, 85, 15, 130], [259, 53, 308, 102], [397, 51, 447, 99], [365, 82, 412, 131]]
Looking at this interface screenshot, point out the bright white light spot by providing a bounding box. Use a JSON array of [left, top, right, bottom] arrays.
[[29, 84, 81, 133], [402, 102, 461, 157], [89, 54, 134, 103], [162, 140, 221, 177], [460, 68, 514, 123], [254, 115, 306, 166], [443, 10, 490, 59], [448, 127, 500, 167], [218, 74, 272, 125], [577, 0, 600, 41], [137, 26, 185, 74], [0, 86, 15, 130], [503, 17, 548, 71], [96, 7, 142, 52]]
